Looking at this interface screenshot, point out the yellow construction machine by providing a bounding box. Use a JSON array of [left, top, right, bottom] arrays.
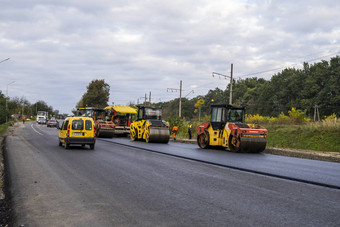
[[105, 106, 137, 136], [197, 104, 267, 153], [77, 107, 115, 138], [130, 106, 170, 143]]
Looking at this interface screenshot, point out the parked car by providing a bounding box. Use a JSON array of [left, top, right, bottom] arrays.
[[58, 116, 96, 149], [47, 119, 58, 128]]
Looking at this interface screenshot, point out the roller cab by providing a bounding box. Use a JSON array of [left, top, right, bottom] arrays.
[[130, 106, 170, 143], [197, 104, 267, 153]]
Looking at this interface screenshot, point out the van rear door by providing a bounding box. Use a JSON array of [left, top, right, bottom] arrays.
[[84, 119, 94, 137]]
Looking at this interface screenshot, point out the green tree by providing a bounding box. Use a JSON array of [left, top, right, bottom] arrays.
[[0, 91, 8, 124], [77, 79, 110, 108]]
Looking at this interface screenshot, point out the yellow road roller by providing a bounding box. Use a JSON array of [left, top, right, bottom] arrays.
[[130, 106, 170, 143], [197, 104, 267, 153]]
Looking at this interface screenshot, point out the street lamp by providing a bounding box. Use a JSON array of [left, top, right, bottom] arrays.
[[0, 58, 10, 64], [6, 81, 15, 123], [1, 57, 11, 122]]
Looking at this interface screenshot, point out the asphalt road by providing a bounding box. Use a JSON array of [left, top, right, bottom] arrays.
[[103, 138, 340, 189], [6, 122, 340, 226]]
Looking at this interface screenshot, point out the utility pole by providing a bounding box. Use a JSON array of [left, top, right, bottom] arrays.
[[314, 104, 320, 121], [144, 94, 147, 106], [149, 91, 151, 105], [167, 80, 183, 117], [212, 63, 234, 105], [179, 80, 182, 118], [230, 63, 233, 105]]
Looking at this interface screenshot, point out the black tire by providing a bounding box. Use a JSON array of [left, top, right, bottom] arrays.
[[229, 136, 240, 152], [90, 144, 95, 150], [197, 133, 209, 149], [58, 140, 62, 146], [64, 142, 69, 149]]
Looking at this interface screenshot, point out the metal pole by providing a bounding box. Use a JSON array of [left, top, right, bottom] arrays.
[[179, 80, 182, 118], [229, 63, 233, 105], [149, 91, 151, 105]]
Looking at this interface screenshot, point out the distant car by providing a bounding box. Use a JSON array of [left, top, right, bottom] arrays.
[[47, 119, 58, 128], [37, 117, 47, 124]]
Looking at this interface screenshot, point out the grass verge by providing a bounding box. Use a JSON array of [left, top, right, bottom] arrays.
[[265, 124, 340, 152], [0, 122, 14, 136]]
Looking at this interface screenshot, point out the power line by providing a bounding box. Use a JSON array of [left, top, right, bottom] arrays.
[[239, 50, 340, 78]]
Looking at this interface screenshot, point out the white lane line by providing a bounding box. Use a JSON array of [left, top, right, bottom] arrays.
[[31, 124, 44, 136]]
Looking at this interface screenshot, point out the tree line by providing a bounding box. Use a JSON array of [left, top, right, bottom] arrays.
[[156, 56, 340, 120], [2, 56, 338, 125], [0, 93, 60, 124], [73, 57, 340, 121]]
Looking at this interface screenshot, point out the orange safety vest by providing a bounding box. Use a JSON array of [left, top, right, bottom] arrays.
[[172, 126, 178, 132]]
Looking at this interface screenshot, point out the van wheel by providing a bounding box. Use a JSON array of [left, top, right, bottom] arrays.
[[64, 142, 69, 149], [90, 144, 95, 150], [59, 141, 62, 146]]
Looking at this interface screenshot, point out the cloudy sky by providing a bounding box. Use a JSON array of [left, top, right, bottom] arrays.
[[1, 0, 339, 114]]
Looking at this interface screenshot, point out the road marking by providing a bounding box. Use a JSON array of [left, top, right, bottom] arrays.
[[31, 124, 44, 136]]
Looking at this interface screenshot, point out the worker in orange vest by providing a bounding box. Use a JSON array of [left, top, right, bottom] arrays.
[[172, 125, 178, 140], [22, 115, 26, 124]]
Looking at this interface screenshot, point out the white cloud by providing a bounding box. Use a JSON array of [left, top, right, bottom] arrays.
[[0, 0, 339, 114]]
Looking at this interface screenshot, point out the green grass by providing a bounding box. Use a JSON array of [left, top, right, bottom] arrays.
[[265, 124, 340, 152], [0, 122, 14, 135]]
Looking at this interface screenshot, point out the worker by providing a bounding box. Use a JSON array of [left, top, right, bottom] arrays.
[[188, 120, 193, 139], [22, 115, 26, 124], [172, 125, 178, 140]]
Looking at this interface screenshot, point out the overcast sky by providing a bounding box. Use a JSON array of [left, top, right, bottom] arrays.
[[1, 0, 339, 114]]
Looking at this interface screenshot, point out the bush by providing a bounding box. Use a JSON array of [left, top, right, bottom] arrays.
[[325, 113, 337, 120], [288, 107, 309, 124]]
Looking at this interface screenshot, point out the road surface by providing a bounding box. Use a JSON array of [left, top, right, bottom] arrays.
[[5, 122, 340, 226]]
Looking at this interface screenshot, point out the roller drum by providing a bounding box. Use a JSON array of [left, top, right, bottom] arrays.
[[148, 127, 170, 143], [97, 129, 115, 138], [239, 137, 266, 153]]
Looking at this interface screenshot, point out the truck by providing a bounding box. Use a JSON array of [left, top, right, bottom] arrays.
[[36, 111, 48, 124]]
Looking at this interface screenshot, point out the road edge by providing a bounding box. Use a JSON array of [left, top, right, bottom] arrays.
[[0, 135, 12, 226]]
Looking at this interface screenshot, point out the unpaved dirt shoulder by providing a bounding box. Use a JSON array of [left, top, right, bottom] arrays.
[[0, 122, 17, 226]]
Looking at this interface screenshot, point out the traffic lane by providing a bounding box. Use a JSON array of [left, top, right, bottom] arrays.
[[7, 123, 340, 226], [104, 137, 340, 188]]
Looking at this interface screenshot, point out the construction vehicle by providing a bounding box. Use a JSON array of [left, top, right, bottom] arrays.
[[196, 104, 267, 153], [77, 107, 115, 138], [105, 105, 137, 136], [130, 106, 170, 143]]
